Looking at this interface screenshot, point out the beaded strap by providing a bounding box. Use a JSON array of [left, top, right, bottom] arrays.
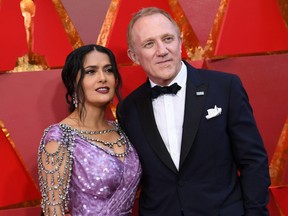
[[38, 125, 75, 216]]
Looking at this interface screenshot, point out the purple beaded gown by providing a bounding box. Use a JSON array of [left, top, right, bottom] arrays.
[[38, 122, 141, 216]]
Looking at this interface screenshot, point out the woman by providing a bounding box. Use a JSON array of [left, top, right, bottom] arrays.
[[38, 44, 141, 216]]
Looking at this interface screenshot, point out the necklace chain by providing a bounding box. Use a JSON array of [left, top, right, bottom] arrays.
[[63, 122, 130, 158], [76, 128, 118, 135], [78, 133, 126, 149], [78, 133, 130, 158]]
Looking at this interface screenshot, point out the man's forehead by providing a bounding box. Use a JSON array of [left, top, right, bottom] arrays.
[[132, 16, 176, 36]]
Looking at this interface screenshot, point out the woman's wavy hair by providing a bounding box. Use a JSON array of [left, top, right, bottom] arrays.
[[61, 44, 122, 119]]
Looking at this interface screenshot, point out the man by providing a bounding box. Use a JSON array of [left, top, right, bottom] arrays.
[[117, 7, 270, 216]]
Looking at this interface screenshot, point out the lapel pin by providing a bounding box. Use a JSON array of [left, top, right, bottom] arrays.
[[196, 91, 205, 96]]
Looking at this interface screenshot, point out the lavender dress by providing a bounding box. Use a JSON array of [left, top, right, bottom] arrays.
[[38, 122, 141, 216]]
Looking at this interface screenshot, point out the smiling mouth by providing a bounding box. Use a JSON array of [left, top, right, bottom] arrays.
[[96, 87, 109, 93]]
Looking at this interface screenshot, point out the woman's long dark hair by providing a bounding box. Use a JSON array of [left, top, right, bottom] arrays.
[[61, 44, 122, 119]]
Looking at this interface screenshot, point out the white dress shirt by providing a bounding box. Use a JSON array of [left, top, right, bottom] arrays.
[[150, 61, 187, 170]]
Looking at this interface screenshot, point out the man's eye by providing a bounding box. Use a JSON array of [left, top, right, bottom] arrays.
[[144, 41, 154, 48], [164, 36, 174, 43]]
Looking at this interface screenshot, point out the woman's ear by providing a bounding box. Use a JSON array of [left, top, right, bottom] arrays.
[[127, 49, 139, 64]]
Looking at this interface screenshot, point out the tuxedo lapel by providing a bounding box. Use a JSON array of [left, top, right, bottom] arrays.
[[136, 82, 178, 173], [180, 63, 208, 168]]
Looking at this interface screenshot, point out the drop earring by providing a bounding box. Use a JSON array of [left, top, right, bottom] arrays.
[[72, 93, 78, 108]]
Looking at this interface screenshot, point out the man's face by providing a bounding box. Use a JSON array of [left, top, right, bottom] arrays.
[[128, 13, 182, 86]]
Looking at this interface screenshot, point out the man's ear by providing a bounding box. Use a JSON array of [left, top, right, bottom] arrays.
[[127, 49, 139, 64]]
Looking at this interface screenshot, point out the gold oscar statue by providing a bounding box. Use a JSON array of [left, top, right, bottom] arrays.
[[10, 0, 48, 72], [20, 0, 35, 62]]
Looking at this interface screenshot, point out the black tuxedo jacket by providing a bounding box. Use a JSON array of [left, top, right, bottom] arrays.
[[117, 61, 270, 216]]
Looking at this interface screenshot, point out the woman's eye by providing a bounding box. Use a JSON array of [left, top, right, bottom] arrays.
[[104, 67, 113, 73], [85, 70, 95, 75]]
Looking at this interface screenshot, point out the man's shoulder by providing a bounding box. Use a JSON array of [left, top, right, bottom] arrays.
[[123, 82, 148, 101], [117, 83, 148, 115], [185, 63, 239, 84], [184, 60, 236, 77]]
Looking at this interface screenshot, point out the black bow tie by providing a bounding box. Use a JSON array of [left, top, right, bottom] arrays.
[[151, 83, 181, 99]]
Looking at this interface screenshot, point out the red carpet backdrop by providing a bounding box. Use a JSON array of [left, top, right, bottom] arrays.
[[0, 0, 287, 215], [0, 121, 41, 209]]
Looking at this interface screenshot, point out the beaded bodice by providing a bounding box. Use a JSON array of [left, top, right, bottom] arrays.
[[38, 121, 141, 216]]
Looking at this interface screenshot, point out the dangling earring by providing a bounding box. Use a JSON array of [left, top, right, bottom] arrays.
[[72, 92, 78, 108]]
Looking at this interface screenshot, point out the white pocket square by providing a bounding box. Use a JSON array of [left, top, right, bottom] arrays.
[[205, 105, 222, 120]]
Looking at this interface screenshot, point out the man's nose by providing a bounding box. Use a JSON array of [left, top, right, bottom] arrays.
[[156, 42, 168, 56]]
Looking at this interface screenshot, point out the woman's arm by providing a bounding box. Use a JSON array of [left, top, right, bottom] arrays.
[[38, 140, 71, 216]]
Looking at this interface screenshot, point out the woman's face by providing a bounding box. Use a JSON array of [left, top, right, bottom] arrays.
[[79, 50, 116, 108]]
